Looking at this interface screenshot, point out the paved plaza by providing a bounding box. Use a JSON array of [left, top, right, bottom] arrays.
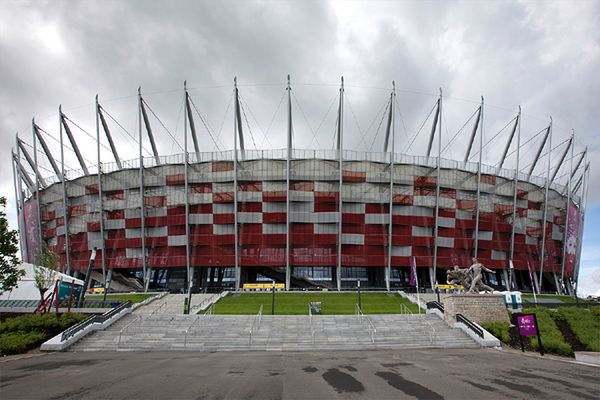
[[1, 349, 597, 399]]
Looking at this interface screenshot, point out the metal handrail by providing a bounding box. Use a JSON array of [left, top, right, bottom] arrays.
[[355, 304, 376, 343], [422, 317, 436, 344], [184, 315, 200, 348], [149, 301, 168, 317], [248, 304, 263, 344], [400, 303, 415, 322], [117, 315, 141, 349], [426, 301, 445, 313], [61, 301, 131, 341], [456, 313, 484, 338]]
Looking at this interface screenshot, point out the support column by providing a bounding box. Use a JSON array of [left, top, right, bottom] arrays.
[[233, 77, 241, 290], [184, 82, 192, 294], [138, 88, 148, 291], [432, 89, 442, 290], [14, 136, 29, 262], [11, 151, 24, 261], [538, 118, 553, 292], [336, 77, 344, 292], [560, 131, 575, 283], [95, 96, 107, 286], [474, 97, 484, 259], [285, 75, 292, 291], [502, 269, 510, 290], [508, 107, 521, 291], [386, 82, 395, 292], [59, 107, 72, 275], [32, 118, 43, 262]]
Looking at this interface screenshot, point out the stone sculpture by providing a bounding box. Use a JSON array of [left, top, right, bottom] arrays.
[[445, 258, 495, 294]]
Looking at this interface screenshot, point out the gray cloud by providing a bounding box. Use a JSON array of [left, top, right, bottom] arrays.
[[1, 0, 598, 233]]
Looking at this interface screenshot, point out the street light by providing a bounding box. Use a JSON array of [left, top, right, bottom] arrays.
[[271, 280, 276, 315]]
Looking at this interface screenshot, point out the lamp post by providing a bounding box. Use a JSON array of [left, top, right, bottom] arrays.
[[271, 280, 276, 315]]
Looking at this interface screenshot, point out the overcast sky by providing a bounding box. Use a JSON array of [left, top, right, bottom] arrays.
[[1, 0, 598, 294]]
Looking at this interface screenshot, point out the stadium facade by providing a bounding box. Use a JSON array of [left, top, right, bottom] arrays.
[[11, 79, 589, 294]]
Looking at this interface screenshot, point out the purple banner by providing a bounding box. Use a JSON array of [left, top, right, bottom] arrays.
[[517, 314, 537, 336], [409, 256, 417, 287]]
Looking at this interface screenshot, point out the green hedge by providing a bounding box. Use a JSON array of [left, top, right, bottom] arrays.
[[0, 331, 47, 355], [522, 307, 572, 356], [481, 321, 510, 343], [0, 313, 87, 355], [554, 307, 600, 352]]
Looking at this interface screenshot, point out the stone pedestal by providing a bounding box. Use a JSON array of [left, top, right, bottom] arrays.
[[443, 294, 509, 325]]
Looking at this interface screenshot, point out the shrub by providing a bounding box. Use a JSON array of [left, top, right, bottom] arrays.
[[481, 321, 510, 343], [554, 307, 600, 352], [522, 307, 572, 357], [0, 331, 46, 355]]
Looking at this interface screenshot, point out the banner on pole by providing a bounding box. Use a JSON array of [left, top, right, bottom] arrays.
[[409, 256, 417, 287]]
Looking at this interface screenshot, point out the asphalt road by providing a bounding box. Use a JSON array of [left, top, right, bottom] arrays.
[[0, 349, 597, 399]]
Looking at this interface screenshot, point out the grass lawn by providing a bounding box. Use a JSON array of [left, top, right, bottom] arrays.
[[86, 293, 152, 303], [521, 294, 593, 304], [211, 292, 420, 315]]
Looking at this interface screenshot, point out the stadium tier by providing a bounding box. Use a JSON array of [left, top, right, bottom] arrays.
[[12, 81, 588, 293]]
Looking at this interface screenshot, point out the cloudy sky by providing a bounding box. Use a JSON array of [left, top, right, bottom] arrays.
[[1, 0, 598, 294]]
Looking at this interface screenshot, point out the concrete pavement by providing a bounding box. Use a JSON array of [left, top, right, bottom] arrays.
[[1, 349, 597, 399]]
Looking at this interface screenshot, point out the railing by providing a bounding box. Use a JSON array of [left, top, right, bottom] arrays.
[[184, 315, 200, 349], [117, 314, 142, 349], [401, 302, 435, 343], [61, 301, 132, 341], [190, 291, 222, 314], [355, 304, 376, 343], [456, 314, 484, 339], [400, 303, 414, 322], [248, 304, 264, 344], [426, 301, 445, 313], [421, 317, 436, 344], [149, 301, 168, 316]]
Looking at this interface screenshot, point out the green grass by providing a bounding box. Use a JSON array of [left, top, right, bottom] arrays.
[[554, 307, 600, 352], [211, 292, 419, 315], [521, 294, 593, 304], [522, 307, 572, 356], [481, 321, 511, 344], [86, 293, 152, 303]]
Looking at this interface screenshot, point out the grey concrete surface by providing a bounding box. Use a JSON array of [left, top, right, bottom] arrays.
[[0, 349, 597, 399]]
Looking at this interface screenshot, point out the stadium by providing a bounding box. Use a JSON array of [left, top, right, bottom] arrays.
[[11, 78, 589, 294]]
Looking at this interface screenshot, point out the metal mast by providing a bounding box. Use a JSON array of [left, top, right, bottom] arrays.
[[32, 118, 43, 262], [185, 86, 200, 158], [60, 113, 89, 175], [139, 94, 161, 165], [431, 89, 442, 290], [138, 88, 148, 291], [426, 99, 441, 158], [14, 138, 29, 261], [16, 138, 46, 188], [560, 131, 575, 283], [463, 106, 482, 165], [58, 106, 71, 275], [508, 106, 522, 290], [336, 77, 344, 291], [233, 77, 241, 289], [538, 118, 553, 293], [184, 82, 192, 294], [527, 125, 551, 180], [32, 124, 61, 180], [95, 95, 107, 286], [11, 149, 24, 261], [97, 103, 122, 169], [386, 82, 395, 291], [285, 75, 292, 291], [474, 97, 484, 259], [497, 114, 520, 174]]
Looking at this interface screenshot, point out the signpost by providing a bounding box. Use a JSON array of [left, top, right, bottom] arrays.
[[271, 280, 276, 315], [357, 280, 361, 309], [516, 313, 544, 355]]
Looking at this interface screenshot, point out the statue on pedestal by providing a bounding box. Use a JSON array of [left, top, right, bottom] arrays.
[[467, 258, 495, 293], [445, 258, 495, 294]]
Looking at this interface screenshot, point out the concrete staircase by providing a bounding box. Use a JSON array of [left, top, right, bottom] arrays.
[[70, 310, 479, 352]]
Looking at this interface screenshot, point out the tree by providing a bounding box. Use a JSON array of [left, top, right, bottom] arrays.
[[0, 196, 24, 294], [34, 242, 59, 299]]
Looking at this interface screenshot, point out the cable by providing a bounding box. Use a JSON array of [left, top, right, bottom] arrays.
[[468, 116, 517, 161], [313, 92, 339, 149], [504, 126, 548, 160], [239, 94, 273, 148], [264, 90, 286, 146], [291, 91, 322, 149], [238, 99, 258, 149], [63, 114, 114, 154], [440, 107, 479, 155], [394, 96, 410, 144], [404, 101, 437, 154], [188, 96, 222, 151], [142, 99, 183, 152], [100, 105, 154, 157], [216, 90, 235, 146], [345, 94, 367, 149], [368, 100, 390, 152]]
